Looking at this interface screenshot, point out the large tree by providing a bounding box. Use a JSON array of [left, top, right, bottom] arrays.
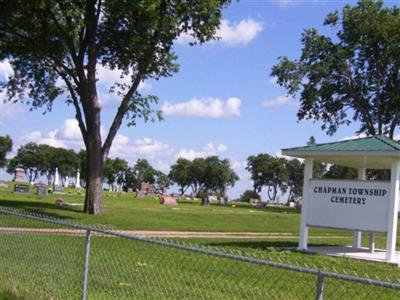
[[285, 159, 304, 203], [0, 135, 12, 168], [0, 0, 231, 214], [103, 157, 128, 190], [246, 154, 288, 202], [271, 0, 400, 138], [169, 158, 192, 195], [202, 156, 238, 197], [7, 143, 43, 182]]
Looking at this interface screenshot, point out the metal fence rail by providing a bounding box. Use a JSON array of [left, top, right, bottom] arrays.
[[0, 206, 399, 299]]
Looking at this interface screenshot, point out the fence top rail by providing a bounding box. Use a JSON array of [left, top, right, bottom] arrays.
[[1, 206, 400, 290]]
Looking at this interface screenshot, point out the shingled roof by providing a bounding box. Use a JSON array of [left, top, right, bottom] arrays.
[[281, 136, 400, 169], [282, 136, 400, 152]]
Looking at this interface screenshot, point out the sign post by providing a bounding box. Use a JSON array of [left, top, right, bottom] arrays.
[[386, 160, 400, 262], [298, 158, 313, 250], [353, 168, 366, 248]]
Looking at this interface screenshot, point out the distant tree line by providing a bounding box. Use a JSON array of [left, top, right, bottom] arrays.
[[0, 138, 239, 196], [1, 135, 370, 202]]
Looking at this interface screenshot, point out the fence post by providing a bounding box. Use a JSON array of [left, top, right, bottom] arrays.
[[315, 270, 325, 300], [81, 229, 92, 300]]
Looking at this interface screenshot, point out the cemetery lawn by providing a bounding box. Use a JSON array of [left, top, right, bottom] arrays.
[[1, 182, 400, 299], [0, 182, 310, 233], [0, 232, 399, 299], [1, 182, 400, 240]]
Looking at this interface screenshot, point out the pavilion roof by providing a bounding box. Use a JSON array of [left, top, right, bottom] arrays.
[[281, 136, 400, 169]]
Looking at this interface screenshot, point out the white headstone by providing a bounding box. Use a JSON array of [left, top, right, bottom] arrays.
[[75, 169, 81, 188], [54, 168, 60, 186], [64, 176, 69, 188]]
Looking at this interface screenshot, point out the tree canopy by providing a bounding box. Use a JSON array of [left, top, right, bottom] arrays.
[[7, 143, 80, 183], [169, 156, 238, 197], [103, 157, 128, 190], [0, 135, 12, 168], [168, 158, 192, 195], [246, 154, 288, 202], [271, 0, 400, 138], [0, 0, 231, 214]]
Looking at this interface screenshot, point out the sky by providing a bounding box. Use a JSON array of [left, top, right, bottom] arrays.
[[1, 0, 398, 198]]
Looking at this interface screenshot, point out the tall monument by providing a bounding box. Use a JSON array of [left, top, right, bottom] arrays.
[[64, 176, 69, 188], [54, 168, 60, 186], [75, 169, 81, 188]]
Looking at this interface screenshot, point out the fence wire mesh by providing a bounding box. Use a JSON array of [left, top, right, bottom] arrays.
[[0, 207, 400, 300]]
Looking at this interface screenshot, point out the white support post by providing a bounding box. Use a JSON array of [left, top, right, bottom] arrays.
[[353, 168, 366, 248], [386, 161, 400, 262], [369, 232, 376, 253], [298, 158, 313, 251]]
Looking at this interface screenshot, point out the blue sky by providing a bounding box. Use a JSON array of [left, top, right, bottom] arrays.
[[1, 0, 392, 198]]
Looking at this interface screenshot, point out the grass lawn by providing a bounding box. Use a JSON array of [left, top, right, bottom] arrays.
[[1, 182, 400, 299], [0, 182, 348, 235], [0, 230, 399, 300]]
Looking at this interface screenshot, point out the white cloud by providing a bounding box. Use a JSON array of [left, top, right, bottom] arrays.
[[162, 97, 241, 118], [0, 60, 26, 123], [217, 19, 263, 46], [110, 135, 173, 159], [177, 18, 263, 46], [20, 118, 84, 150], [55, 119, 82, 140], [156, 160, 171, 174], [267, 77, 279, 87], [0, 59, 14, 80], [262, 95, 296, 108], [177, 143, 228, 160], [0, 100, 25, 124], [96, 65, 152, 108], [19, 119, 172, 161], [276, 0, 320, 8]]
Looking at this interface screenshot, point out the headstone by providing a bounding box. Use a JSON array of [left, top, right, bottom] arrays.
[[140, 182, 156, 195], [14, 184, 29, 193], [0, 182, 9, 188], [160, 196, 178, 205], [53, 167, 64, 193], [250, 198, 260, 207], [14, 167, 26, 182], [136, 190, 146, 198], [36, 184, 47, 196], [201, 197, 210, 206], [75, 169, 81, 188], [64, 176, 69, 188], [289, 202, 295, 208], [54, 167, 60, 186], [250, 199, 266, 208], [54, 185, 64, 194], [127, 188, 133, 193], [218, 196, 229, 206], [55, 198, 66, 207]]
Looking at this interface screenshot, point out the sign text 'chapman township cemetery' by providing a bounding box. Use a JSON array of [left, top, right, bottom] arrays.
[[308, 180, 390, 233]]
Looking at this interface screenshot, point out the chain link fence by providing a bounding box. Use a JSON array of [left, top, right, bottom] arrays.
[[0, 206, 400, 299]]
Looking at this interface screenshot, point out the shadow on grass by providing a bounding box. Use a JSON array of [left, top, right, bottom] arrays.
[[0, 199, 82, 219], [0, 290, 24, 300], [178, 200, 301, 214], [204, 240, 339, 251]]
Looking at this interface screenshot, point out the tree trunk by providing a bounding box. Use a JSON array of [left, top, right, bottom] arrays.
[[84, 131, 104, 214]]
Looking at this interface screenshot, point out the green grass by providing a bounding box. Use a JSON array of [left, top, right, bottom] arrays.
[[0, 230, 399, 300], [1, 182, 400, 299], [0, 182, 347, 234]]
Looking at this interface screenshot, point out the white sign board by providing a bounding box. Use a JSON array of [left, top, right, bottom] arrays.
[[308, 179, 390, 232]]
